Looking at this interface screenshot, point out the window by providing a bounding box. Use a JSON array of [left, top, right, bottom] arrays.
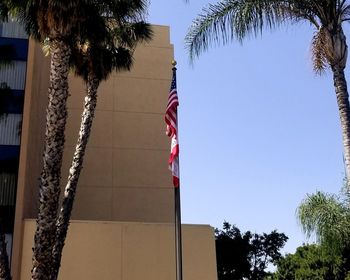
[[0, 38, 28, 61]]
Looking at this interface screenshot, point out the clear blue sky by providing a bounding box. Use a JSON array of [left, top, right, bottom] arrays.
[[149, 1, 346, 254]]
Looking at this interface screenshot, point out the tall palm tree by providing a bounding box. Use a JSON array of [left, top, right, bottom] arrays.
[[2, 1, 150, 278], [19, 1, 131, 279], [21, 3, 90, 278], [49, 2, 152, 278], [186, 0, 350, 182]]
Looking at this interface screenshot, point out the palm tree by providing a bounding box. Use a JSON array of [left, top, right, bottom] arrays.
[[296, 189, 350, 277], [19, 3, 97, 278], [1, 1, 151, 278], [186, 0, 350, 182], [297, 190, 350, 254], [1, 1, 152, 278], [18, 1, 139, 278], [49, 2, 152, 279]]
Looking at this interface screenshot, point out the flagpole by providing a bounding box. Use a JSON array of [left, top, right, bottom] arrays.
[[172, 60, 183, 280], [175, 185, 183, 280]]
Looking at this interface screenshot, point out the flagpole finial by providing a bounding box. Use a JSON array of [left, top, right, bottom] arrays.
[[172, 60, 177, 67]]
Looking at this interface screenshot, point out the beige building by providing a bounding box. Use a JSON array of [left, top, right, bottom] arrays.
[[0, 23, 217, 280]]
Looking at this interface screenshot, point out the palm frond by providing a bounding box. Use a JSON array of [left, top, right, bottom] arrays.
[[279, 1, 320, 28], [311, 28, 328, 74], [185, 0, 350, 62], [70, 0, 152, 82], [185, 0, 302, 61], [297, 191, 350, 254], [110, 22, 153, 49], [340, 3, 350, 21], [103, 0, 149, 21]]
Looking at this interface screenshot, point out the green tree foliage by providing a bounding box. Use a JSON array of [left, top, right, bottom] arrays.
[[273, 244, 349, 280], [294, 190, 350, 279], [216, 222, 288, 280], [297, 190, 350, 256]]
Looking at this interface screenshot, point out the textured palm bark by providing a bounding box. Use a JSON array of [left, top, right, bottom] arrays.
[[50, 74, 100, 280], [31, 40, 71, 280], [0, 225, 11, 280], [324, 27, 350, 187], [332, 64, 350, 185]]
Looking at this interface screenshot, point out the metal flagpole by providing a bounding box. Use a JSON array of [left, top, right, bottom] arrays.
[[175, 185, 183, 280], [172, 60, 183, 280]]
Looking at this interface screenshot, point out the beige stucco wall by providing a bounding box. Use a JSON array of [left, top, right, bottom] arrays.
[[19, 220, 218, 280]]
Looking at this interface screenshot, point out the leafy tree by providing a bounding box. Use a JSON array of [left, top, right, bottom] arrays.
[[186, 0, 350, 183], [297, 190, 350, 256], [294, 189, 350, 279], [216, 222, 252, 279], [250, 230, 289, 279], [216, 222, 288, 280], [273, 244, 346, 280]]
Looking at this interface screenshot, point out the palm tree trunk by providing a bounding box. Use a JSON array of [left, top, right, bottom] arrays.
[[0, 225, 11, 280], [50, 74, 100, 280], [331, 64, 350, 186], [31, 39, 71, 280]]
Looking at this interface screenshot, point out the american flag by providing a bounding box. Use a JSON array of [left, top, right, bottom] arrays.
[[165, 68, 180, 187]]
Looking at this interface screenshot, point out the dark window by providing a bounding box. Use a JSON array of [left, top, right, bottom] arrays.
[[0, 37, 28, 61], [0, 206, 15, 234], [0, 145, 20, 173], [0, 89, 24, 114], [0, 145, 19, 235]]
